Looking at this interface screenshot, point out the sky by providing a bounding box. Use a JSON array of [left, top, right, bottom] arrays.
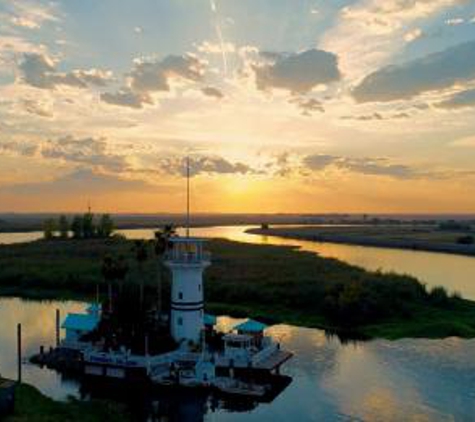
[[1, 0, 475, 214]]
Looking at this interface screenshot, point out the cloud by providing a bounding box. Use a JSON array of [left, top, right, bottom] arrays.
[[101, 54, 205, 108], [156, 155, 253, 177], [100, 89, 152, 109], [322, 0, 463, 79], [404, 28, 423, 42], [22, 99, 53, 118], [253, 49, 341, 94], [435, 88, 475, 109], [40, 136, 128, 172], [6, 0, 58, 30], [303, 154, 339, 171], [341, 112, 410, 120], [19, 53, 113, 90], [353, 41, 475, 103], [290, 98, 325, 116], [0, 140, 38, 157], [0, 169, 153, 196], [303, 154, 417, 179], [201, 86, 224, 99]]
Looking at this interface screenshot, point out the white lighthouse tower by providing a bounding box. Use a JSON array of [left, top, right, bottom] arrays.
[[164, 156, 210, 345], [165, 237, 210, 344]]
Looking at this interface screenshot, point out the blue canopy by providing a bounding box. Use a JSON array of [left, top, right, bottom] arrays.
[[204, 314, 217, 326], [62, 313, 99, 332], [233, 319, 268, 333]]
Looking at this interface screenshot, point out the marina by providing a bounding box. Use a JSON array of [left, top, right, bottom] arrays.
[[28, 234, 293, 401]]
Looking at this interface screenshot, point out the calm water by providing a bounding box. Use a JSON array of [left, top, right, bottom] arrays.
[[2, 225, 475, 299], [0, 297, 474, 421]]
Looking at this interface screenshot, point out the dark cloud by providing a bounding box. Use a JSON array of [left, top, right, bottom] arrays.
[[254, 48, 341, 94], [303, 154, 417, 179], [100, 89, 152, 109], [101, 54, 205, 108], [436, 88, 475, 109], [341, 112, 410, 121], [303, 154, 338, 171], [291, 98, 325, 116], [201, 86, 224, 99], [19, 53, 112, 90], [157, 155, 253, 177], [40, 136, 128, 172], [353, 40, 475, 102], [0, 140, 38, 156]]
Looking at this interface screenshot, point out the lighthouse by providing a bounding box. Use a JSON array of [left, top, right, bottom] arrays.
[[165, 237, 210, 344], [164, 156, 210, 345]]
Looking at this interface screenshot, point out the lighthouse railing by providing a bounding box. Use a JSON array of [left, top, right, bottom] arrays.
[[164, 250, 211, 264]]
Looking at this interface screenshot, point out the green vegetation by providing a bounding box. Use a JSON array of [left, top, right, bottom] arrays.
[[6, 383, 129, 421], [0, 237, 475, 339]]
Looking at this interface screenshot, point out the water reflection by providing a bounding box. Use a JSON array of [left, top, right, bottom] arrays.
[[1, 297, 475, 420]]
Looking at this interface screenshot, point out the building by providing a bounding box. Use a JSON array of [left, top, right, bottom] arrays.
[[165, 237, 210, 345], [62, 312, 100, 343]]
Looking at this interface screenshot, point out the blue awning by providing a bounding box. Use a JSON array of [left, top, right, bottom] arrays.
[[204, 314, 217, 326], [233, 319, 268, 333], [62, 313, 99, 332]]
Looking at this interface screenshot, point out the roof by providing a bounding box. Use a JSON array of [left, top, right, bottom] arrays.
[[61, 313, 99, 332], [204, 314, 217, 326], [233, 319, 268, 333], [223, 333, 252, 342], [169, 237, 206, 243]]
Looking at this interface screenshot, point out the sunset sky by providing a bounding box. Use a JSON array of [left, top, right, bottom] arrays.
[[1, 0, 475, 213]]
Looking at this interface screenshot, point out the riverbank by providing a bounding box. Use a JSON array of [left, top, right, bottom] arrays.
[[1, 238, 475, 339], [248, 225, 475, 257], [6, 383, 128, 421]]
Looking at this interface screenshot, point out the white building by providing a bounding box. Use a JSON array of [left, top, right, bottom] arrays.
[[165, 237, 210, 345]]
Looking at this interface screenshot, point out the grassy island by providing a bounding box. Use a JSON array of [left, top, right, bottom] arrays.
[[6, 383, 129, 421], [0, 237, 475, 339]]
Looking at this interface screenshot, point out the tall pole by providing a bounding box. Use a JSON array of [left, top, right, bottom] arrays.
[[186, 155, 190, 238], [55, 309, 60, 347], [17, 323, 22, 383]]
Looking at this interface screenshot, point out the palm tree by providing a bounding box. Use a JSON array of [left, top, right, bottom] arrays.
[[101, 255, 115, 314], [154, 225, 176, 322], [133, 240, 149, 308]]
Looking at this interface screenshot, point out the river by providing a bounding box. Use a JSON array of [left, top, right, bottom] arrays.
[[2, 225, 475, 299], [0, 297, 474, 420]]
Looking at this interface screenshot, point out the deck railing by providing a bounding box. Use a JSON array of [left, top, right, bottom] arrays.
[[164, 250, 211, 264]]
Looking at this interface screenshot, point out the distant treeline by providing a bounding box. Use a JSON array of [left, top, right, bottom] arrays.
[[43, 213, 114, 240]]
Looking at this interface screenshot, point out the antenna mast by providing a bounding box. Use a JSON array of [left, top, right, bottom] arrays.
[[186, 155, 190, 238]]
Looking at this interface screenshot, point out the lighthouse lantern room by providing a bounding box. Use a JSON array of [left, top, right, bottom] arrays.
[[165, 237, 210, 345]]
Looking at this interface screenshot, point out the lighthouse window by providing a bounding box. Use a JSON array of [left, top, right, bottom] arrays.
[[178, 292, 183, 300], [198, 284, 201, 292], [178, 317, 183, 326]]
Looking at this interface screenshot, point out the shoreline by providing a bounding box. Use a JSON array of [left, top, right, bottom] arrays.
[[247, 228, 475, 258]]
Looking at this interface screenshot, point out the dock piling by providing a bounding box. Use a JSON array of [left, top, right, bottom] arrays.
[[17, 323, 22, 383]]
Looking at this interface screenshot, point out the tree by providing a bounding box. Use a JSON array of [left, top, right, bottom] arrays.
[[58, 215, 69, 239], [82, 212, 95, 238], [43, 218, 57, 240], [134, 240, 149, 308], [98, 214, 114, 238], [71, 216, 83, 239], [154, 225, 176, 320]]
